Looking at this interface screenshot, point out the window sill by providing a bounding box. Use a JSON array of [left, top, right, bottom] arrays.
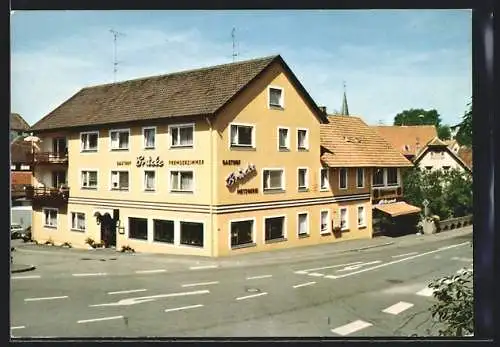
[[265, 237, 287, 244], [298, 188, 309, 192], [70, 229, 85, 232], [230, 146, 256, 151], [319, 188, 330, 192], [297, 148, 309, 152], [44, 225, 57, 229], [279, 148, 290, 152], [170, 190, 194, 194], [231, 242, 257, 250], [144, 189, 156, 193], [320, 232, 332, 236], [80, 149, 97, 153], [170, 145, 194, 149], [269, 105, 284, 110], [143, 147, 156, 150], [298, 233, 310, 239], [358, 225, 367, 230], [263, 189, 286, 194], [110, 148, 130, 151], [341, 228, 350, 232], [111, 188, 129, 192], [179, 243, 204, 249], [81, 187, 98, 190]]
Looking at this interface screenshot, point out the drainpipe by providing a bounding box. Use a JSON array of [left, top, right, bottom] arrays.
[[205, 116, 214, 257]]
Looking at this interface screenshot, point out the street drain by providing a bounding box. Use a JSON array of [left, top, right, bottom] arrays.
[[245, 287, 261, 293], [386, 279, 404, 284]]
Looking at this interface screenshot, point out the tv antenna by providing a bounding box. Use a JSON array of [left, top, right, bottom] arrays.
[[109, 29, 125, 82], [231, 27, 239, 62]]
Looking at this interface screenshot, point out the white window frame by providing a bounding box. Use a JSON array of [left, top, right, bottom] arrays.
[[42, 207, 58, 228], [262, 168, 285, 192], [357, 205, 366, 228], [109, 128, 130, 151], [80, 131, 99, 152], [297, 128, 309, 150], [143, 169, 156, 192], [228, 217, 256, 249], [263, 215, 287, 243], [320, 168, 329, 191], [297, 212, 309, 237], [339, 168, 348, 190], [297, 167, 309, 191], [229, 122, 256, 148], [320, 209, 331, 235], [168, 123, 195, 148], [356, 168, 365, 188], [340, 207, 349, 231], [70, 211, 86, 232], [169, 169, 195, 193], [142, 126, 156, 149], [277, 126, 290, 150], [268, 86, 285, 108], [80, 169, 99, 189], [110, 170, 130, 191]]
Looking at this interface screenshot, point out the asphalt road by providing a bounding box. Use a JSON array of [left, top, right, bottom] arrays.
[[10, 232, 473, 338]]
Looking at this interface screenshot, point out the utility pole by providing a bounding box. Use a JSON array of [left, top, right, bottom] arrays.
[[109, 29, 125, 82]]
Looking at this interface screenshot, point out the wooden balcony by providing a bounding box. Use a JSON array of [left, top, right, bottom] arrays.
[[25, 185, 69, 208], [34, 152, 68, 165], [372, 185, 402, 203]]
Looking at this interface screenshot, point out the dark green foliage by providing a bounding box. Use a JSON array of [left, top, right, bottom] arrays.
[[453, 101, 472, 147], [394, 108, 451, 140]]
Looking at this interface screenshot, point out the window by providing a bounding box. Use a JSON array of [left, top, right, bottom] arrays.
[[111, 171, 129, 190], [356, 168, 364, 188], [110, 129, 130, 150], [320, 210, 330, 234], [357, 206, 366, 227], [298, 168, 308, 190], [71, 212, 85, 231], [297, 129, 309, 150], [143, 127, 156, 149], [265, 216, 285, 241], [340, 208, 348, 230], [425, 166, 432, 171], [144, 170, 156, 191], [129, 217, 148, 240], [443, 166, 451, 172], [230, 220, 254, 247], [43, 208, 57, 227], [81, 170, 98, 189], [170, 171, 194, 192], [153, 219, 174, 244], [298, 213, 309, 236], [278, 128, 289, 150], [269, 87, 284, 108], [373, 168, 384, 186], [387, 168, 398, 186], [80, 132, 98, 151], [263, 169, 284, 191], [339, 168, 348, 189], [230, 124, 254, 147], [320, 168, 329, 190], [180, 221, 204, 247], [170, 124, 194, 147]]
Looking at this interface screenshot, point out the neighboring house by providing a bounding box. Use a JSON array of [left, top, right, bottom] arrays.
[[10, 113, 33, 204], [457, 146, 473, 171], [414, 137, 472, 174], [10, 112, 30, 143], [28, 55, 391, 256]]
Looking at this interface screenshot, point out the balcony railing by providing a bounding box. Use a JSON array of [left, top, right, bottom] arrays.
[[25, 185, 69, 207], [34, 151, 68, 164], [372, 185, 402, 201]]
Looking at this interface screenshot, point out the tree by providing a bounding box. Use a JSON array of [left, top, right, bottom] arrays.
[[453, 101, 472, 147], [437, 125, 452, 140], [394, 108, 451, 140]]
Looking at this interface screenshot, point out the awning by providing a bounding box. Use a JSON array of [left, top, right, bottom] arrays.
[[374, 201, 421, 217]]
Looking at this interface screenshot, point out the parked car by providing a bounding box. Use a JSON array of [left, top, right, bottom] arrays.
[[11, 223, 24, 239], [20, 226, 32, 242]]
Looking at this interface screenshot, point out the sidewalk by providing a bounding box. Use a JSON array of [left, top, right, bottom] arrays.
[[11, 263, 36, 273]]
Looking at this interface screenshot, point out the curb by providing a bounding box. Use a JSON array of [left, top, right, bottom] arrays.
[[11, 265, 37, 273], [348, 241, 395, 252]]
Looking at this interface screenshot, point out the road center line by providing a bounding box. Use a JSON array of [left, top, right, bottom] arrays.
[[293, 281, 316, 288], [11, 326, 25, 330], [236, 292, 268, 301], [12, 275, 41, 279], [294, 261, 363, 274], [108, 289, 147, 295], [325, 241, 469, 280], [391, 252, 418, 258], [246, 275, 273, 280], [164, 304, 204, 312], [331, 320, 373, 336], [24, 296, 68, 302], [189, 265, 218, 270], [135, 269, 167, 274], [181, 281, 219, 288], [72, 272, 107, 277], [77, 315, 123, 324], [382, 301, 414, 315]]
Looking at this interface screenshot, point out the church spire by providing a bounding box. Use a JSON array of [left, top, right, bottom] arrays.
[[341, 81, 349, 116]]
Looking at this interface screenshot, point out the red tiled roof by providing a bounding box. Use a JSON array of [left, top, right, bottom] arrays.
[[371, 125, 438, 156]]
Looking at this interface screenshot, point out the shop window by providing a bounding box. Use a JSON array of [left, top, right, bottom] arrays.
[[153, 219, 174, 244], [265, 216, 285, 241], [129, 217, 148, 240], [180, 221, 204, 247], [230, 220, 254, 247]]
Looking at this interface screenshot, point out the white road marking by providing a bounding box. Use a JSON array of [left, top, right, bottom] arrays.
[[307, 272, 325, 277], [416, 287, 435, 297], [293, 281, 316, 288], [236, 292, 268, 301], [331, 320, 373, 336], [294, 261, 363, 274], [325, 241, 470, 280], [72, 272, 107, 277], [12, 275, 41, 279], [77, 315, 123, 324], [382, 301, 414, 315], [24, 295, 68, 302], [246, 274, 273, 280], [108, 289, 147, 295], [189, 265, 218, 270], [164, 304, 204, 313], [11, 326, 25, 330], [451, 257, 473, 262], [336, 260, 382, 272], [181, 281, 219, 288], [89, 289, 210, 307], [392, 252, 418, 258], [135, 269, 167, 274]]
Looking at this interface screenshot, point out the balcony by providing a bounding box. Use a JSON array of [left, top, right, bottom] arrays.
[[25, 185, 69, 208], [34, 152, 68, 165], [372, 185, 402, 202]]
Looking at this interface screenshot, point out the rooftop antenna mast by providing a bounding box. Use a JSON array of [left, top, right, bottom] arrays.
[[232, 27, 239, 62], [110, 29, 125, 82]]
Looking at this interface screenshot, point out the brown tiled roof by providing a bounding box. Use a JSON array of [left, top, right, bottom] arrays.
[[374, 201, 421, 217], [10, 113, 30, 131], [457, 146, 473, 170], [31, 55, 327, 131], [320, 115, 413, 168], [426, 136, 448, 147], [371, 125, 437, 156], [10, 137, 33, 164]]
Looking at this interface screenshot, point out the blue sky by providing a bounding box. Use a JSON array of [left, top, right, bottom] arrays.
[[11, 10, 471, 127]]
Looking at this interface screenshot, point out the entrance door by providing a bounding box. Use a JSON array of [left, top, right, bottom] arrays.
[[52, 138, 67, 157], [100, 213, 116, 247], [51, 171, 66, 188]]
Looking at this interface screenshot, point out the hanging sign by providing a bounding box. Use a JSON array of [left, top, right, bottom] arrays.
[[226, 163, 256, 187], [136, 156, 164, 168]]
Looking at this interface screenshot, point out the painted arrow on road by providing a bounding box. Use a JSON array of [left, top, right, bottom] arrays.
[[336, 261, 383, 272], [89, 289, 210, 307]]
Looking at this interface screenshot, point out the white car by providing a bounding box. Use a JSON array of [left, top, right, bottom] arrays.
[[11, 224, 24, 239]]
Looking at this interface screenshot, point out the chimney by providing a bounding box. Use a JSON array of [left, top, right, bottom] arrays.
[[319, 106, 327, 114]]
